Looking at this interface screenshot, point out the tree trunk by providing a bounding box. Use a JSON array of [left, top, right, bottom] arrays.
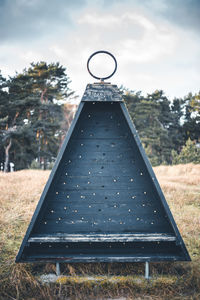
[[4, 138, 12, 173]]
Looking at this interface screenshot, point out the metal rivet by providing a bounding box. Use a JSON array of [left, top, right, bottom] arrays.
[[140, 172, 143, 175], [80, 143, 84, 146], [56, 192, 58, 195], [144, 192, 147, 194], [64, 207, 67, 210], [63, 182, 66, 185], [137, 218, 139, 221], [51, 210, 54, 213], [113, 179, 117, 182], [67, 195, 70, 198], [74, 210, 78, 213], [89, 205, 91, 208], [79, 155, 82, 158], [93, 193, 96, 196], [117, 192, 120, 195], [130, 178, 134, 182], [44, 221, 47, 224], [114, 205, 117, 208], [128, 209, 131, 212], [88, 171, 91, 174], [58, 217, 61, 220]]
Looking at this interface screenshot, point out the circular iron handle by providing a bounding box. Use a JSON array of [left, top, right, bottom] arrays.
[[87, 50, 117, 81]]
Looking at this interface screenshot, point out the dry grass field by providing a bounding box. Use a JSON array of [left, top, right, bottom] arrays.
[[0, 164, 200, 300]]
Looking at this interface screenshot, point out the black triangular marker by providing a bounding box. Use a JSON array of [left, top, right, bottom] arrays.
[[16, 82, 190, 263]]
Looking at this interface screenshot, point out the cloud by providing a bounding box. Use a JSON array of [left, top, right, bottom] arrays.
[[160, 0, 200, 32], [0, 0, 86, 42]]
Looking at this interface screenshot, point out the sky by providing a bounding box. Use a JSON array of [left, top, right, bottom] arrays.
[[0, 0, 200, 102]]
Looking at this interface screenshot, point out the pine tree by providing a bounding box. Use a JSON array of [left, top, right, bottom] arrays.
[[0, 62, 75, 171], [0, 72, 37, 171], [123, 90, 172, 165], [0, 72, 9, 170], [182, 93, 200, 143], [172, 138, 200, 164], [169, 98, 185, 152], [26, 62, 74, 169]]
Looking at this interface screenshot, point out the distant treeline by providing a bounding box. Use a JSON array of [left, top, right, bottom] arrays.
[[0, 61, 200, 172], [123, 88, 200, 165]]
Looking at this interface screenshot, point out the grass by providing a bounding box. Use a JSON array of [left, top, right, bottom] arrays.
[[0, 164, 200, 299]]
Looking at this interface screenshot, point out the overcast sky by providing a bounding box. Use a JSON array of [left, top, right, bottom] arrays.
[[0, 0, 199, 101]]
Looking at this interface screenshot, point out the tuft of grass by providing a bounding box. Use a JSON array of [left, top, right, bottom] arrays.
[[0, 164, 200, 299]]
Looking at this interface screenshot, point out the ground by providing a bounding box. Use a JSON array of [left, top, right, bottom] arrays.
[[0, 164, 200, 300]]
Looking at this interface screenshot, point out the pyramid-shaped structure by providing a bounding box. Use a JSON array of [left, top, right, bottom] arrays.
[[16, 83, 190, 263]]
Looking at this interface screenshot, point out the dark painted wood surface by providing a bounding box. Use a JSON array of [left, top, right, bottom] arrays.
[[32, 102, 174, 236], [16, 87, 190, 263]]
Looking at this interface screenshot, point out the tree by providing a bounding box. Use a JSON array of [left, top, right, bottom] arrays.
[[123, 89, 172, 165], [172, 138, 200, 164], [182, 93, 200, 143], [169, 97, 185, 152], [0, 72, 9, 170], [25, 62, 74, 169], [0, 62, 75, 171], [0, 72, 37, 171]]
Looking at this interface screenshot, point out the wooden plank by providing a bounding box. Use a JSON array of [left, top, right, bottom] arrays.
[[28, 233, 176, 243], [25, 255, 185, 263], [34, 217, 172, 235]]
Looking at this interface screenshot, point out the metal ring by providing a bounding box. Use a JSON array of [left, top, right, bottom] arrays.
[[87, 50, 117, 81]]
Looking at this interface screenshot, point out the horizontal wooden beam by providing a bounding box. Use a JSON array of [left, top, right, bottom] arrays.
[[28, 233, 176, 243]]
